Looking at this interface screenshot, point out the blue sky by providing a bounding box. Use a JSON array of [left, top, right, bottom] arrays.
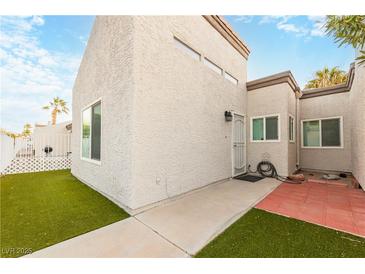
[[225, 16, 355, 85], [0, 16, 355, 132], [0, 16, 95, 132]]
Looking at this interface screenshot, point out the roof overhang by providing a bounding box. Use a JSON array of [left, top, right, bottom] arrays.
[[246, 71, 301, 95], [203, 15, 250, 60], [300, 63, 355, 99]]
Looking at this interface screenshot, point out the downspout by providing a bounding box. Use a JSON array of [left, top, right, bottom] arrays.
[[295, 89, 300, 170]]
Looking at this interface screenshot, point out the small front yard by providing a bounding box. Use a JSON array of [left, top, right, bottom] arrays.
[[196, 208, 365, 258], [0, 170, 129, 258]]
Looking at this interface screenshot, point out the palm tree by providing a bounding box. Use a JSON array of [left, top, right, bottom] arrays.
[[0, 128, 20, 139], [305, 66, 348, 89], [22, 123, 32, 137], [325, 16, 365, 65], [42, 97, 69, 125]]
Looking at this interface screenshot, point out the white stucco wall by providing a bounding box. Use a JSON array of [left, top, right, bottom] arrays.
[[246, 83, 295, 177], [129, 16, 247, 208], [350, 63, 365, 188], [71, 16, 136, 208], [299, 92, 352, 172], [72, 16, 248, 210]]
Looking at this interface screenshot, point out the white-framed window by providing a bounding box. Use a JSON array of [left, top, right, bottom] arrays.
[[81, 100, 101, 163], [289, 114, 295, 143], [301, 116, 343, 148], [173, 36, 239, 86], [250, 114, 280, 142], [224, 71, 238, 85], [174, 37, 201, 61], [203, 57, 223, 75]]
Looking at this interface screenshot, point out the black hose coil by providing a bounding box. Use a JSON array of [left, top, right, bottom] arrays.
[[250, 161, 302, 184]]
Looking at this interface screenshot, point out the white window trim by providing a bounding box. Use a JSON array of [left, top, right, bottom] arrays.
[[224, 71, 239, 85], [203, 57, 223, 75], [301, 116, 343, 149], [173, 36, 201, 62], [80, 98, 102, 165], [173, 35, 241, 86], [289, 114, 295, 143], [250, 114, 281, 143]]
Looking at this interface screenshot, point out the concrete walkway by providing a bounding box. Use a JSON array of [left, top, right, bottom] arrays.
[[27, 178, 279, 257], [25, 218, 188, 258]]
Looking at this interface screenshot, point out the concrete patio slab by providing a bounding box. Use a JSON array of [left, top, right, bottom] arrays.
[[25, 217, 188, 258], [135, 178, 280, 255]]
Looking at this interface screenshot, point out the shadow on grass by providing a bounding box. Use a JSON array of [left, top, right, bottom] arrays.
[[1, 170, 129, 257]]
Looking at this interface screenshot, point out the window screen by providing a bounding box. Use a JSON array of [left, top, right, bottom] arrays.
[[82, 101, 101, 161], [91, 102, 101, 160], [252, 115, 279, 141], [289, 116, 294, 142], [82, 108, 91, 158], [302, 118, 341, 147], [266, 116, 278, 140], [252, 118, 264, 141], [322, 118, 340, 146], [303, 120, 320, 147]]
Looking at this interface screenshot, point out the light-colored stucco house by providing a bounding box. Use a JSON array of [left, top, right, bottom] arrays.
[[71, 16, 365, 213], [300, 63, 365, 189]]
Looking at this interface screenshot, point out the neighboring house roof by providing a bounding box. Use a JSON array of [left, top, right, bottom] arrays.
[[34, 121, 72, 130], [300, 63, 355, 99], [34, 123, 47, 127], [246, 71, 301, 94], [203, 15, 250, 60]]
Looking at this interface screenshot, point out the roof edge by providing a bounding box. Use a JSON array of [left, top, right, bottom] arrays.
[[203, 15, 250, 60], [300, 63, 355, 99], [246, 71, 300, 94]]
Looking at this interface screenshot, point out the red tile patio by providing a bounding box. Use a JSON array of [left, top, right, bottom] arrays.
[[255, 181, 365, 237]]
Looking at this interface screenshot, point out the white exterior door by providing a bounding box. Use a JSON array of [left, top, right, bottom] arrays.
[[232, 114, 246, 176]]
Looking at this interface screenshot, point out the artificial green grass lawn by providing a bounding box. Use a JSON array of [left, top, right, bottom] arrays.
[[196, 208, 365, 258], [0, 170, 129, 257]]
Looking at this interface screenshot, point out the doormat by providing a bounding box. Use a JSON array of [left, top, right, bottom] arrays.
[[234, 174, 264, 182]]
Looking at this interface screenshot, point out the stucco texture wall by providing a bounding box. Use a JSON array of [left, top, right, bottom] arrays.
[[246, 83, 295, 177], [350, 63, 365, 188], [129, 16, 248, 209], [71, 16, 248, 210], [71, 16, 135, 208], [299, 92, 352, 172]]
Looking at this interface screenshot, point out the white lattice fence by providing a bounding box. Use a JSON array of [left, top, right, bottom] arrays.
[[1, 133, 72, 175], [2, 156, 71, 175]]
